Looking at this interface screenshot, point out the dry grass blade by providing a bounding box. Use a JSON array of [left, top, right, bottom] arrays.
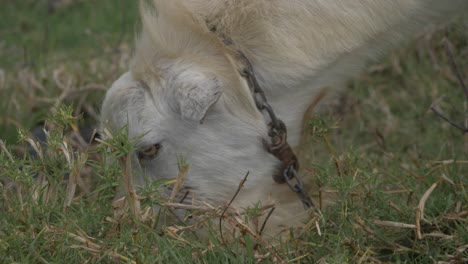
[[0, 139, 14, 161], [421, 232, 454, 240], [322, 134, 342, 179], [63, 152, 87, 210], [457, 244, 468, 253], [373, 220, 416, 229], [46, 226, 136, 264], [61, 141, 75, 210], [111, 196, 128, 222], [225, 215, 286, 263], [443, 210, 468, 221], [25, 137, 44, 160], [119, 153, 141, 220], [169, 163, 189, 201], [382, 189, 413, 194], [345, 240, 382, 264], [415, 174, 454, 239], [353, 214, 376, 238], [165, 225, 196, 246], [387, 201, 403, 214], [1, 140, 25, 209], [299, 212, 323, 237], [429, 159, 468, 165], [162, 202, 212, 212]]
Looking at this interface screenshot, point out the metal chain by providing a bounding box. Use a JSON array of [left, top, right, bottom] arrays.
[[284, 165, 315, 209], [238, 52, 281, 131], [236, 52, 315, 210]]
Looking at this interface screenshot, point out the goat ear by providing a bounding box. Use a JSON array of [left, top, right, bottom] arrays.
[[172, 70, 222, 122]]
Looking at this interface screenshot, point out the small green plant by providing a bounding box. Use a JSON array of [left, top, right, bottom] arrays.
[[308, 116, 339, 140]]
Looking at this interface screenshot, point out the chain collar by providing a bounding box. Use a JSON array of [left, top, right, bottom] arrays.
[[224, 47, 315, 210]]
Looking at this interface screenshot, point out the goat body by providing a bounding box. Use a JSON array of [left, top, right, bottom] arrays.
[[100, 0, 467, 236]]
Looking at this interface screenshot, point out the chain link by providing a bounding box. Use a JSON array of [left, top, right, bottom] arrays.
[[284, 165, 315, 209]]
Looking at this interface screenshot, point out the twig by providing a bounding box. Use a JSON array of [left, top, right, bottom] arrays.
[[430, 104, 468, 132], [259, 207, 276, 236], [443, 38, 468, 100], [430, 38, 468, 134], [178, 191, 189, 204], [319, 185, 323, 210], [219, 171, 249, 245]]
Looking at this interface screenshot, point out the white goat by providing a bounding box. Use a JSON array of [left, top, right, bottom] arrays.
[[101, 0, 467, 236]]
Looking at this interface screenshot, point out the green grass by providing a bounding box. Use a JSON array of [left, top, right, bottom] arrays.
[[1, 1, 467, 263], [0, 0, 138, 143], [0, 0, 137, 67]]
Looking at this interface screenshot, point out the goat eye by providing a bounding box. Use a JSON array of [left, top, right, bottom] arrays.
[[137, 144, 161, 160]]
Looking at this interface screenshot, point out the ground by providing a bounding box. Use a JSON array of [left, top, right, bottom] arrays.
[[0, 1, 467, 263]]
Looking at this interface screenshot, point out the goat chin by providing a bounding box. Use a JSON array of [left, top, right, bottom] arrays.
[[101, 0, 467, 239]]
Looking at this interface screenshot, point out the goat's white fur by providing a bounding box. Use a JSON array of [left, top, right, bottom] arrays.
[[101, 0, 467, 235]]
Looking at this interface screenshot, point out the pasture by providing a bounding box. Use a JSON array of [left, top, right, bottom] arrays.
[[0, 0, 467, 262]]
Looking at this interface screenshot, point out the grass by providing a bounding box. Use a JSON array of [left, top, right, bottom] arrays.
[[1, 1, 467, 263]]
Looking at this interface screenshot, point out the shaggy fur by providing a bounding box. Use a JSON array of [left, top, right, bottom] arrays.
[[101, 0, 467, 237]]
